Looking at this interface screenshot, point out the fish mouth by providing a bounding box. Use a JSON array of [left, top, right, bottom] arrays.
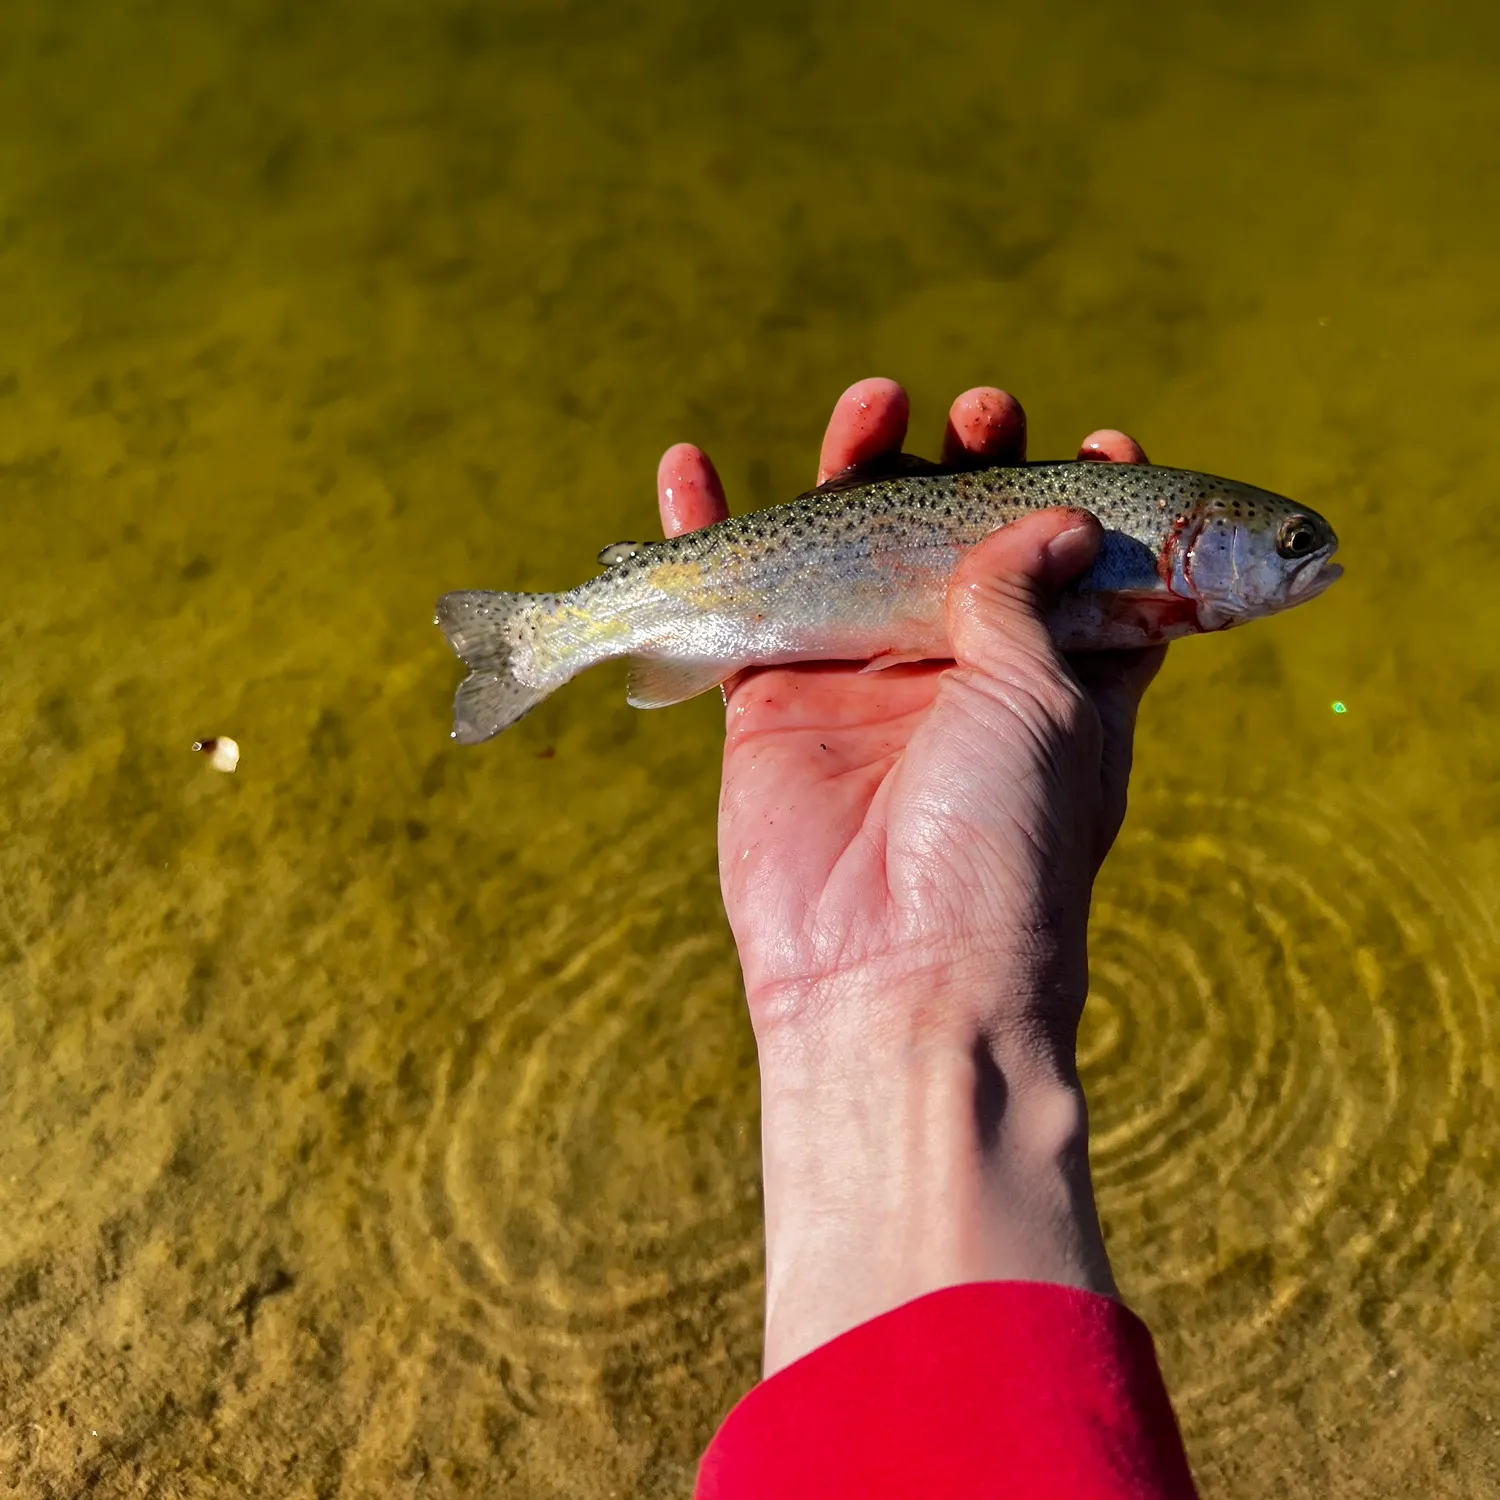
[[1291, 555, 1343, 600]]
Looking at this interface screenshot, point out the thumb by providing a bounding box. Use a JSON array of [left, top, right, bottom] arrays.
[[946, 508, 1102, 674]]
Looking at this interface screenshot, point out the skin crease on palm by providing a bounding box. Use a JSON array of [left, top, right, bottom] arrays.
[[656, 378, 1167, 1375]]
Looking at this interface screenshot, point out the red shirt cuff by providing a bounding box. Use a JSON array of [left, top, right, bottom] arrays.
[[696, 1281, 1198, 1500]]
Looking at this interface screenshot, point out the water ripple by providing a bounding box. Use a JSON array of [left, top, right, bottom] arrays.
[[389, 812, 762, 1408], [1087, 788, 1496, 1438]]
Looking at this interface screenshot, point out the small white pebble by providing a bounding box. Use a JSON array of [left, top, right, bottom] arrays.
[[192, 736, 240, 773]]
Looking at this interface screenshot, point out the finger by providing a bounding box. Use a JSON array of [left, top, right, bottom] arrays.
[[657, 443, 730, 538], [945, 508, 1103, 678], [1077, 429, 1149, 465], [817, 377, 909, 484], [1070, 646, 1168, 859], [941, 387, 1027, 467]]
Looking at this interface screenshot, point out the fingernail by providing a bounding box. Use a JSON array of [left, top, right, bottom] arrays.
[[1043, 520, 1097, 581]]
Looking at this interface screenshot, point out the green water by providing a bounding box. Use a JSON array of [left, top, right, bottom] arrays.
[[3, 1, 1498, 1494]]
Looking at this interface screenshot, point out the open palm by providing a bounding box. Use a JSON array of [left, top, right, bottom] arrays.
[[657, 379, 1163, 1050]]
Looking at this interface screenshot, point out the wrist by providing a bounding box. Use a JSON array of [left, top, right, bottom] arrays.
[[746, 940, 1090, 1077], [752, 981, 1113, 1376]]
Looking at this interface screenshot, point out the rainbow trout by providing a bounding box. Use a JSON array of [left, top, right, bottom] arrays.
[[436, 459, 1340, 743]]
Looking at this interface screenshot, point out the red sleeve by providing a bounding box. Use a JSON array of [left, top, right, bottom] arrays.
[[695, 1281, 1199, 1500]]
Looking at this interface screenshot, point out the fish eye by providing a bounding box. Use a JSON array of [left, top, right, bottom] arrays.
[[1276, 515, 1323, 560]]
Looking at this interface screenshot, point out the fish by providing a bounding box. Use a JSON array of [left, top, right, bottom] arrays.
[[435, 458, 1341, 743]]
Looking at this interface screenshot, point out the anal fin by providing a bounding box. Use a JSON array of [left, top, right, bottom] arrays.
[[626, 656, 732, 709]]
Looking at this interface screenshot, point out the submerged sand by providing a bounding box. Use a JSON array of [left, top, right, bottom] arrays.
[[2, 1, 1498, 1494]]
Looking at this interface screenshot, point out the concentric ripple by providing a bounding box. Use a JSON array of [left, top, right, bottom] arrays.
[[374, 776, 1495, 1456], [389, 807, 763, 1408], [1085, 786, 1497, 1447]]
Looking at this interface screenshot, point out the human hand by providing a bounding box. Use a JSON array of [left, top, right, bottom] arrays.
[[657, 379, 1164, 1373]]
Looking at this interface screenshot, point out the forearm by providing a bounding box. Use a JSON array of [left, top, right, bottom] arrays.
[[754, 991, 1115, 1376]]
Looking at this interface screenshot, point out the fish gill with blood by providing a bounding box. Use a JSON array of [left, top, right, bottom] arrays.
[[435, 457, 1341, 743]]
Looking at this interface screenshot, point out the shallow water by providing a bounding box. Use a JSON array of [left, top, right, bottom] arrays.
[[3, 0, 1498, 1494]]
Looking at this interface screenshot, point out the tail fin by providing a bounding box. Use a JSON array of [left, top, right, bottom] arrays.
[[434, 590, 550, 743]]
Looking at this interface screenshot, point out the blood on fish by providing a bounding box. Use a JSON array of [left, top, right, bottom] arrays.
[[1108, 594, 1201, 641], [1158, 512, 1195, 594]]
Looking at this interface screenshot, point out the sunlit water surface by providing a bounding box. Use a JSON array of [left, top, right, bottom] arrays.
[[3, 1, 1498, 1495]]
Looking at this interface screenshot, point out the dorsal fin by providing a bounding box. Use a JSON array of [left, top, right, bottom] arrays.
[[597, 540, 642, 567], [795, 451, 947, 500]]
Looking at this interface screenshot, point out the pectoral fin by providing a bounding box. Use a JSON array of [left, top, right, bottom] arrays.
[[626, 655, 732, 709], [859, 649, 937, 673]]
